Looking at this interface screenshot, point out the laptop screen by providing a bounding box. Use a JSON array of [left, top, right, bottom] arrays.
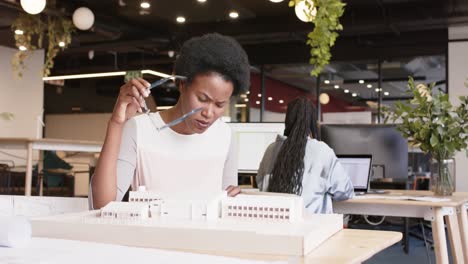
[[337, 155, 372, 192]]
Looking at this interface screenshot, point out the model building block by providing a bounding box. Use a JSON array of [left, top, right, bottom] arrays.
[[31, 191, 343, 256]]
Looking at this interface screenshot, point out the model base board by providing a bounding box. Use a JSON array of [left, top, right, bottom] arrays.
[[31, 211, 343, 256]]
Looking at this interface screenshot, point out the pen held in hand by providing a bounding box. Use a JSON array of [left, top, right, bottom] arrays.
[[149, 75, 187, 90], [157, 107, 203, 131], [141, 75, 187, 113]]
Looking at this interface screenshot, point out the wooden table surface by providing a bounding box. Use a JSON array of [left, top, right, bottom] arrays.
[[179, 229, 402, 264], [334, 190, 468, 264]]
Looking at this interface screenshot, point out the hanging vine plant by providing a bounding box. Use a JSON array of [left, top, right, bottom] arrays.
[[11, 13, 74, 78], [289, 0, 346, 77]]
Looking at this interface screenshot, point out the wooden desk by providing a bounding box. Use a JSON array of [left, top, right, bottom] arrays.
[[334, 190, 468, 264], [1, 195, 401, 263], [0, 229, 401, 264], [184, 228, 402, 264], [0, 138, 102, 196], [304, 229, 402, 263], [453, 192, 468, 264]]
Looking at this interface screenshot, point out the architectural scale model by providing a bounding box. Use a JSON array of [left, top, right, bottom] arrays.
[[31, 188, 343, 256], [101, 187, 303, 223]]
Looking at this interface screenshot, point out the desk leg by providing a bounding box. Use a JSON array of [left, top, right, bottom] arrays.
[[432, 208, 449, 264], [25, 142, 33, 196], [404, 217, 410, 254], [445, 213, 464, 264], [457, 204, 468, 263]]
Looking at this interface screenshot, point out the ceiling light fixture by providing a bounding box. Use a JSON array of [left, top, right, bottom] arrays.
[[324, 80, 330, 84], [72, 7, 95, 30], [156, 106, 173, 110], [352, 93, 357, 97], [319, 93, 330, 105], [244, 98, 249, 102], [256, 101, 260, 105], [279, 99, 284, 104], [269, 0, 284, 2], [375, 88, 381, 92], [140, 1, 150, 8], [258, 93, 262, 97], [58, 41, 65, 47], [19, 45, 27, 51], [246, 91, 250, 95], [229, 11, 239, 19], [384, 92, 390, 96], [334, 85, 339, 89], [20, 0, 46, 15], [167, 50, 175, 58], [197, 0, 207, 2], [344, 89, 349, 93], [295, 0, 317, 22], [268, 97, 273, 101], [140, 69, 172, 78], [43, 69, 171, 81], [367, 84, 372, 88], [176, 16, 186, 23], [359, 80, 364, 84], [15, 29, 24, 35], [43, 71, 126, 81]]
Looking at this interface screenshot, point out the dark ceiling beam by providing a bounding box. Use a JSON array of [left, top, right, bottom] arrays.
[[62, 38, 170, 54], [51, 27, 448, 73], [51, 56, 174, 76], [244, 28, 447, 65]]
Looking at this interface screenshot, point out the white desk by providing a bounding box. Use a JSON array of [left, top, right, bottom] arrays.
[[334, 190, 468, 264], [0, 138, 102, 196]]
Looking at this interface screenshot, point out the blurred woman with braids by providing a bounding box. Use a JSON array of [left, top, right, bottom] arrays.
[[256, 97, 354, 214]]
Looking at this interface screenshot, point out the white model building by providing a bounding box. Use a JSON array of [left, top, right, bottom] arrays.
[[101, 187, 303, 223], [34, 188, 343, 256], [101, 201, 149, 220], [221, 194, 303, 223]]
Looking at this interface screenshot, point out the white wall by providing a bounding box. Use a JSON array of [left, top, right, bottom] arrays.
[[249, 108, 285, 122], [45, 113, 111, 141], [0, 46, 44, 167], [448, 25, 468, 191]]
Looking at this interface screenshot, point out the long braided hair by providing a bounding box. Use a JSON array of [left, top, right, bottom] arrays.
[[267, 97, 317, 195]]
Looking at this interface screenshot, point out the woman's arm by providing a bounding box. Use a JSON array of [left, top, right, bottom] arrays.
[[255, 142, 281, 191], [91, 78, 150, 209], [222, 133, 241, 197], [325, 151, 355, 201]]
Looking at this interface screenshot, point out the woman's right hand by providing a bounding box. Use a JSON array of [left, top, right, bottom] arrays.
[[110, 78, 151, 125]]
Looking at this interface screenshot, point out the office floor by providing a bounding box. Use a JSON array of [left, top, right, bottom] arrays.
[[366, 236, 436, 264], [349, 217, 451, 264]]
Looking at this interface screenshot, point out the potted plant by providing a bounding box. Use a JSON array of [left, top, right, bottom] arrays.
[[383, 77, 468, 196]]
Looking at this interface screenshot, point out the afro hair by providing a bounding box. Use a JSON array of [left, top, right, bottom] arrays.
[[174, 33, 250, 95]]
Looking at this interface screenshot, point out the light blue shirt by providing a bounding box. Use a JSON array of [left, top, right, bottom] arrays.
[[256, 135, 354, 214]]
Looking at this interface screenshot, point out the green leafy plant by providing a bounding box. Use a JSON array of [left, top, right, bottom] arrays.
[[11, 13, 74, 77], [383, 77, 468, 161], [289, 0, 346, 77]]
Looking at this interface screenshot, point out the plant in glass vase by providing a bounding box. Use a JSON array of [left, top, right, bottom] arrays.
[[383, 77, 468, 196]]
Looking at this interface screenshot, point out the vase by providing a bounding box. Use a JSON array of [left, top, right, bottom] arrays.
[[430, 158, 456, 196]]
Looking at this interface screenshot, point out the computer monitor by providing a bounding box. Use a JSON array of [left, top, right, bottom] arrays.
[[337, 155, 372, 193], [320, 124, 408, 179]]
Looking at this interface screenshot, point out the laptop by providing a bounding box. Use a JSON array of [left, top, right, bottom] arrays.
[[337, 155, 372, 195]]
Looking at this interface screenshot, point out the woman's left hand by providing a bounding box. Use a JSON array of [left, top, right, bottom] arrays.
[[225, 185, 241, 197]]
